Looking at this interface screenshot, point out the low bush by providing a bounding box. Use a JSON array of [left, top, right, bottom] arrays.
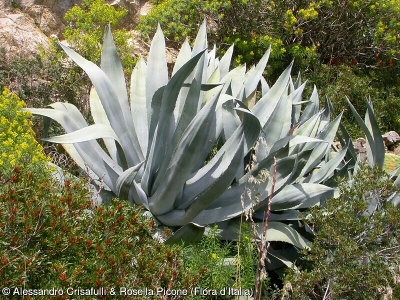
[[307, 65, 400, 138], [282, 165, 400, 299]]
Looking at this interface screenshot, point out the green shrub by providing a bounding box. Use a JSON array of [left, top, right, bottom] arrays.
[[282, 165, 400, 300], [64, 0, 135, 69], [139, 0, 400, 78], [307, 65, 400, 138]]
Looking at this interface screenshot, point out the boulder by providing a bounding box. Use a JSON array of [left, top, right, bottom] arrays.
[[353, 137, 367, 162], [0, 11, 50, 61], [382, 131, 400, 150]]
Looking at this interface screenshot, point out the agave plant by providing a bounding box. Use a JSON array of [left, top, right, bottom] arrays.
[[343, 98, 400, 207], [25, 22, 350, 269]]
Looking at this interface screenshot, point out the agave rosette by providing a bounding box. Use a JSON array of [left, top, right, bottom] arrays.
[[26, 22, 350, 268]]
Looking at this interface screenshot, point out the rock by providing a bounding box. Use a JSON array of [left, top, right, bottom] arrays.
[[353, 137, 367, 162], [382, 131, 400, 150], [25, 5, 59, 35], [0, 11, 50, 61], [0, 0, 146, 62], [108, 0, 141, 27]]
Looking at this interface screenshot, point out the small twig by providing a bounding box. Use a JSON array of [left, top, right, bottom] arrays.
[[323, 280, 331, 300], [254, 157, 277, 300]]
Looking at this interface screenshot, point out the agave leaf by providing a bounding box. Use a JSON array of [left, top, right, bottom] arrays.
[[293, 111, 322, 139], [244, 47, 270, 99], [173, 103, 260, 209], [255, 210, 301, 221], [347, 98, 384, 167], [306, 145, 348, 183], [148, 86, 221, 215], [191, 19, 208, 104], [192, 19, 207, 56], [116, 161, 145, 200], [101, 25, 130, 125], [267, 183, 334, 211], [291, 82, 307, 125], [164, 223, 205, 245], [267, 247, 298, 270], [260, 76, 269, 96], [158, 136, 245, 226], [171, 49, 206, 152], [42, 124, 121, 144], [146, 23, 168, 124], [60, 143, 87, 171], [90, 87, 119, 163], [219, 45, 234, 79], [192, 155, 298, 225], [299, 85, 319, 123], [252, 62, 293, 128], [300, 113, 342, 176], [221, 99, 241, 141], [364, 100, 385, 167], [130, 58, 149, 155], [262, 92, 292, 149], [58, 42, 143, 166], [173, 39, 193, 120], [129, 181, 149, 209], [145, 50, 207, 194], [49, 102, 87, 127], [263, 222, 311, 249], [207, 45, 216, 79], [218, 220, 310, 249], [172, 38, 191, 76], [25, 107, 122, 192]]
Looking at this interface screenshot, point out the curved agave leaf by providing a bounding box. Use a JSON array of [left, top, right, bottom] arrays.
[[116, 161, 145, 200], [148, 86, 221, 215], [24, 107, 122, 192], [164, 223, 205, 245], [347, 98, 385, 167], [244, 46, 270, 100], [130, 58, 148, 155], [90, 87, 119, 163], [41, 124, 120, 144], [144, 49, 207, 195], [268, 183, 334, 211], [263, 222, 311, 249], [157, 103, 261, 226], [58, 42, 143, 167]]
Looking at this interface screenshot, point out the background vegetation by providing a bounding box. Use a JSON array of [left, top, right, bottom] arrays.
[[1, 0, 400, 298], [282, 166, 400, 299]]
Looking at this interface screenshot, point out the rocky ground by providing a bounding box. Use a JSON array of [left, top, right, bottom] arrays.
[[0, 0, 148, 62]]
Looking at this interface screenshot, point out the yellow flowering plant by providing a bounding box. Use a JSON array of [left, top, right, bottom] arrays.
[[0, 88, 48, 171]]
